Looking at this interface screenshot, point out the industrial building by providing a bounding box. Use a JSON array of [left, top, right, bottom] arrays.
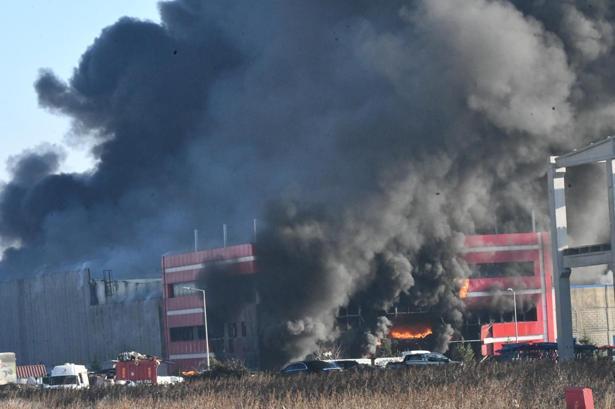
[[161, 244, 260, 372], [0, 270, 163, 367], [463, 232, 557, 355], [160, 231, 591, 372], [2, 232, 613, 372]]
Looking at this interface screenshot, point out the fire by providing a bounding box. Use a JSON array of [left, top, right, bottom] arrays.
[[389, 324, 433, 340], [459, 278, 470, 299]]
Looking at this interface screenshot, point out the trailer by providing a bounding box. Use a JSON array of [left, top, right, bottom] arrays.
[[114, 351, 182, 385], [0, 353, 16, 386], [116, 358, 159, 385]]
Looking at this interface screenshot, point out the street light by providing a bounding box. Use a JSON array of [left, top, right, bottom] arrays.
[[182, 286, 210, 371], [507, 288, 519, 343]]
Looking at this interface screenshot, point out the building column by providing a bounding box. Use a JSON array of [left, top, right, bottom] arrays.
[[607, 160, 615, 271], [548, 161, 575, 360]]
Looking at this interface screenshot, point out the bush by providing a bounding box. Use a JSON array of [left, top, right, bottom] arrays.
[[449, 342, 476, 364]]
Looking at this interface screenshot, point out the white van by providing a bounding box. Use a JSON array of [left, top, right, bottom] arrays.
[[45, 363, 89, 389]]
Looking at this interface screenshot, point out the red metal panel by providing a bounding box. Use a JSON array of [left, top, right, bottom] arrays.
[[464, 233, 539, 248], [467, 276, 541, 292], [167, 313, 204, 327], [164, 270, 200, 284], [465, 293, 541, 309], [491, 321, 542, 337], [464, 250, 538, 264], [164, 261, 257, 284], [166, 294, 203, 311], [163, 244, 255, 269], [168, 340, 207, 355]]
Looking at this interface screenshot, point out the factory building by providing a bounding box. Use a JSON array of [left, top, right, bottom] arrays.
[[161, 244, 260, 373], [2, 232, 611, 371], [0, 270, 163, 367], [161, 232, 563, 370], [463, 232, 557, 355]]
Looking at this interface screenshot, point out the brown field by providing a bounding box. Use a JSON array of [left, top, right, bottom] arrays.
[[1, 361, 613, 408]]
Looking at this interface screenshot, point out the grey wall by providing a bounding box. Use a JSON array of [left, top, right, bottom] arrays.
[[0, 270, 162, 366], [571, 285, 615, 346]]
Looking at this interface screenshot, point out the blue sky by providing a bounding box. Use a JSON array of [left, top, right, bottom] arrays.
[[0, 1, 160, 182]]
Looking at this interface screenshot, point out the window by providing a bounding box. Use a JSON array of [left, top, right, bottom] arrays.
[[283, 363, 307, 372], [171, 282, 197, 297], [241, 322, 247, 337], [170, 326, 205, 342], [470, 262, 534, 278], [228, 323, 238, 338], [427, 353, 449, 363], [404, 354, 427, 362]]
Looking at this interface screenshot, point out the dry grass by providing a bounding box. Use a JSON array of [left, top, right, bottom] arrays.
[[1, 361, 614, 408]]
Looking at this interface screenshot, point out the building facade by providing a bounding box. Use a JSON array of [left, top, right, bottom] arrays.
[[0, 270, 162, 367], [462, 232, 557, 355], [161, 244, 259, 372]]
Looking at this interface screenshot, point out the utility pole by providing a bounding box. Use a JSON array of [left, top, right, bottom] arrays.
[[507, 288, 519, 342], [182, 287, 210, 371]]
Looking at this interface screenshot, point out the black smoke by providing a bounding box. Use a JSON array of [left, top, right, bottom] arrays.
[[2, 0, 615, 364]]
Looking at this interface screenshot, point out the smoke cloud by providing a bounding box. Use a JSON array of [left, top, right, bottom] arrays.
[[1, 0, 615, 364]]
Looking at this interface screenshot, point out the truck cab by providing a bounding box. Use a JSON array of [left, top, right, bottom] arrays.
[[45, 363, 89, 389]]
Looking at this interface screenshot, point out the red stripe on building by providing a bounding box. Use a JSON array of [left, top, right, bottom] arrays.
[[163, 244, 255, 269], [464, 233, 539, 247]]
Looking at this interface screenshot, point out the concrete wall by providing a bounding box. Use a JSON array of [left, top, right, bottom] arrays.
[[0, 270, 163, 366], [571, 285, 615, 346], [222, 303, 260, 369]]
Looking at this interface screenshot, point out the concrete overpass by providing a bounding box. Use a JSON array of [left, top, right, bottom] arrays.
[[548, 136, 615, 360]]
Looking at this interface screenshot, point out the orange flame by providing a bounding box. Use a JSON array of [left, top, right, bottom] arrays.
[[459, 278, 470, 299], [389, 324, 433, 340]]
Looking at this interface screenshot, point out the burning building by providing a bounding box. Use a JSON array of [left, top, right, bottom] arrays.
[[333, 231, 557, 357], [463, 232, 556, 355], [161, 231, 560, 370], [162, 244, 260, 372]]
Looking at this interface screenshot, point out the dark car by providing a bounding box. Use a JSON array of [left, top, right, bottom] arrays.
[[403, 351, 459, 366], [280, 360, 343, 375], [328, 359, 374, 371], [386, 351, 459, 369]]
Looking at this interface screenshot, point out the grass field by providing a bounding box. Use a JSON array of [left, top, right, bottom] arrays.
[[1, 361, 613, 408]]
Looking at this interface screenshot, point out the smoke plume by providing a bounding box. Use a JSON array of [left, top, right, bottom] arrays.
[[2, 0, 615, 364]]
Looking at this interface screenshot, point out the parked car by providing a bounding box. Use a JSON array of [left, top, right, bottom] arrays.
[[325, 359, 372, 371], [386, 351, 459, 369], [44, 364, 89, 389], [280, 360, 342, 375]]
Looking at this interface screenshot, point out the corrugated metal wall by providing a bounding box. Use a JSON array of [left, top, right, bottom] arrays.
[[0, 270, 162, 366]]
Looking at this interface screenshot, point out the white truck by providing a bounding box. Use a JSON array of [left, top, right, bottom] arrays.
[[0, 353, 16, 386], [45, 363, 89, 389]]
